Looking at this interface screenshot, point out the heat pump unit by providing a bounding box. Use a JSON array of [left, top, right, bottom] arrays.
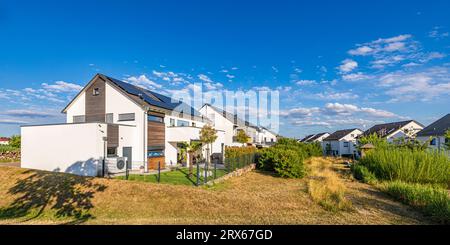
[[106, 157, 128, 174]]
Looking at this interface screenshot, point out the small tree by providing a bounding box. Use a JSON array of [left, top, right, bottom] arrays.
[[199, 124, 218, 168], [184, 141, 202, 177], [445, 129, 450, 150], [9, 135, 21, 148], [236, 130, 250, 146]]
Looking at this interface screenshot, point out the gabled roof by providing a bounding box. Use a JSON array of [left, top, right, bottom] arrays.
[[323, 128, 361, 141], [202, 103, 258, 128], [361, 120, 423, 138], [306, 132, 329, 142], [416, 114, 450, 137], [63, 74, 202, 117], [300, 134, 315, 142]]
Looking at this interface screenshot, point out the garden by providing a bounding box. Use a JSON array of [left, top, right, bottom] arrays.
[[351, 133, 450, 224], [0, 136, 21, 163]]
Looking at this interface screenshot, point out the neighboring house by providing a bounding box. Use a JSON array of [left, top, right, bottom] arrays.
[[322, 128, 363, 157], [304, 132, 330, 143], [0, 137, 10, 145], [416, 114, 450, 151], [360, 120, 424, 143], [21, 74, 225, 176], [199, 104, 277, 147]]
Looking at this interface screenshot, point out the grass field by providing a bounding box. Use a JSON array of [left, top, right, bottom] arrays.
[[0, 158, 434, 224], [115, 168, 228, 186]]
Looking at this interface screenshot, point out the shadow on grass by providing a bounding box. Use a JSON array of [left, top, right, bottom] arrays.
[[177, 168, 197, 186], [0, 170, 107, 224]]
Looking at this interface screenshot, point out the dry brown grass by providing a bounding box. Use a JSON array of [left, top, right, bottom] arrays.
[[306, 157, 352, 211], [0, 161, 434, 225]]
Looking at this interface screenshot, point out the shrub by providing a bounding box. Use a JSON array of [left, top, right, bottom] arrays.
[[224, 146, 258, 171], [258, 146, 306, 178], [0, 145, 20, 153], [9, 135, 21, 148], [382, 181, 450, 224], [351, 164, 377, 184], [359, 148, 450, 185]]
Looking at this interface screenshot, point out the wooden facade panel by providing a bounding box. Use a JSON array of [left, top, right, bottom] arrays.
[[148, 121, 165, 147], [147, 157, 165, 170], [85, 77, 106, 123], [107, 125, 119, 147]]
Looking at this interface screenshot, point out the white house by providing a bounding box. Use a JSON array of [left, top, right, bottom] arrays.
[[360, 120, 424, 143], [322, 128, 363, 157], [21, 74, 225, 176], [199, 104, 277, 147], [0, 137, 10, 145], [416, 114, 450, 151]]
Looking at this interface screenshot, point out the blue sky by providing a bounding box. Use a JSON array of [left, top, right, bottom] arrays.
[[1, 0, 449, 138]]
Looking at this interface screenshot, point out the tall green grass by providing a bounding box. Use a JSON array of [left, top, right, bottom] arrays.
[[0, 145, 20, 154], [382, 181, 450, 224], [359, 148, 450, 185]]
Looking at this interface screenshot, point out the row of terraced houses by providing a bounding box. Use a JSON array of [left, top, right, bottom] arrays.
[[299, 114, 450, 158], [20, 74, 278, 176]]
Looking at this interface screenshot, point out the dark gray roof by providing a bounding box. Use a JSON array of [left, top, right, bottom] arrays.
[[416, 114, 450, 137], [361, 120, 423, 138], [101, 74, 202, 117], [306, 132, 329, 142], [300, 134, 315, 142], [323, 128, 360, 141]]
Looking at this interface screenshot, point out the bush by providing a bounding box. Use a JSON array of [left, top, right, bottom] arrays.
[[0, 145, 20, 153], [359, 148, 450, 185], [9, 135, 21, 148], [382, 181, 450, 224], [224, 146, 258, 171], [275, 138, 322, 158], [258, 146, 306, 178], [351, 164, 377, 184]]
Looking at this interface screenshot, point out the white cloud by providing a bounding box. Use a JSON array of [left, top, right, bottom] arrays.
[[226, 74, 235, 79], [126, 75, 162, 89], [348, 46, 374, 56], [342, 72, 372, 81], [42, 81, 82, 93], [315, 92, 359, 100], [198, 74, 214, 83], [296, 80, 316, 86], [428, 26, 449, 40], [281, 107, 321, 118], [324, 102, 398, 118], [338, 59, 358, 73]]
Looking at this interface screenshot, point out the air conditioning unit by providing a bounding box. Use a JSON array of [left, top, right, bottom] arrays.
[[106, 157, 128, 174]]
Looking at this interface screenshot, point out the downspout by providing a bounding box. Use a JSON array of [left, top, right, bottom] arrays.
[[144, 109, 148, 172]]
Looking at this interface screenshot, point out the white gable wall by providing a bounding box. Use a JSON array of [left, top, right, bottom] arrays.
[[66, 92, 86, 123]]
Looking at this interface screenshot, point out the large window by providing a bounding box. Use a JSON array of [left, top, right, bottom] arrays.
[[430, 138, 437, 146], [343, 142, 349, 147], [148, 115, 164, 123], [169, 118, 175, 126], [177, 119, 189, 127], [118, 113, 135, 121], [107, 147, 117, 157], [73, 115, 85, 123]]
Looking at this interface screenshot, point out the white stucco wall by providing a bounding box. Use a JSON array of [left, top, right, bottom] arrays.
[[21, 123, 107, 176], [323, 129, 362, 156], [105, 82, 146, 167], [199, 105, 235, 146], [66, 92, 86, 123], [386, 121, 424, 142]]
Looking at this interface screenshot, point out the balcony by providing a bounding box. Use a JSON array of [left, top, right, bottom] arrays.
[[166, 126, 202, 142]]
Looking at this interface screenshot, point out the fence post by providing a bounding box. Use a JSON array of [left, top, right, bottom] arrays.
[[196, 162, 200, 186], [204, 162, 208, 184], [126, 165, 129, 180], [157, 161, 161, 183], [214, 159, 217, 179]]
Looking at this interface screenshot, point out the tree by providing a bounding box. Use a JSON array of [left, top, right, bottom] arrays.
[[235, 130, 250, 146], [9, 135, 21, 148], [357, 133, 389, 149], [199, 124, 218, 167], [181, 141, 203, 177], [445, 130, 450, 150]]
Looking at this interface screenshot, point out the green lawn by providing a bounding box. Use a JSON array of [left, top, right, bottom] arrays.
[[115, 168, 228, 186]]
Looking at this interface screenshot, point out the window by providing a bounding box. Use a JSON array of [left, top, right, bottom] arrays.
[[148, 115, 163, 123], [105, 113, 114, 123], [192, 122, 196, 127], [73, 115, 85, 123], [170, 118, 175, 126], [118, 113, 135, 121], [343, 142, 349, 147], [177, 119, 189, 127], [93, 88, 100, 96], [107, 147, 117, 157], [430, 138, 437, 146]]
